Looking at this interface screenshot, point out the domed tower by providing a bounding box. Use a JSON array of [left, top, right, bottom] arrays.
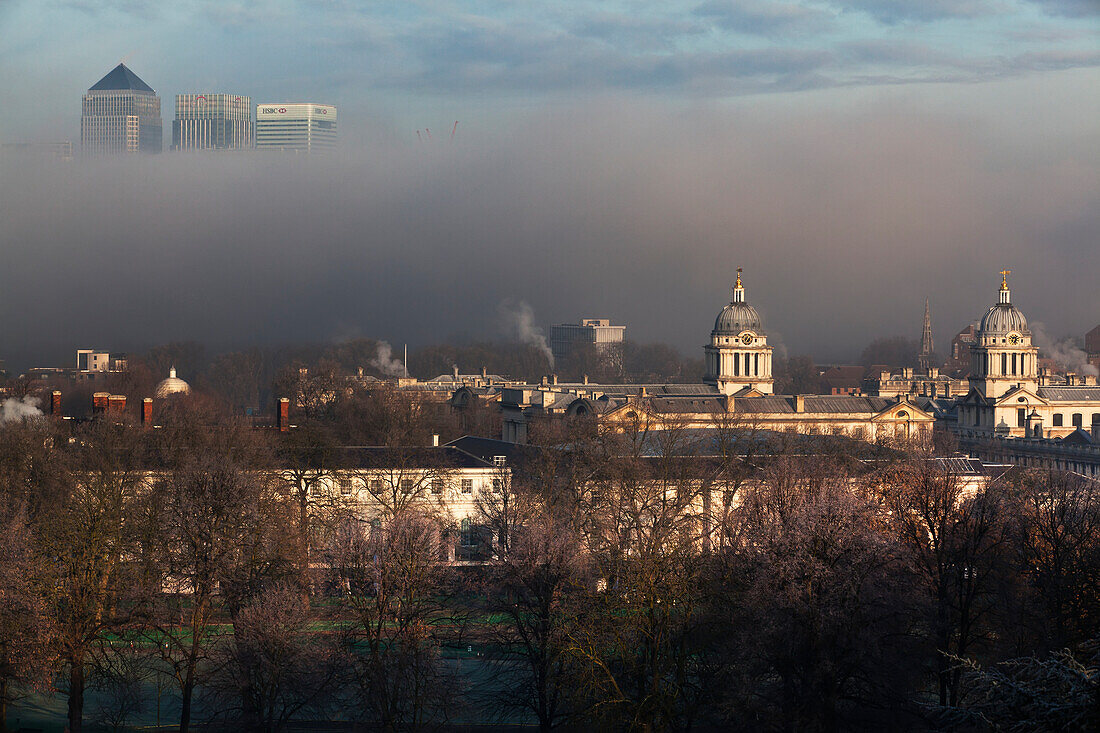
[[704, 269, 774, 395], [154, 367, 192, 399], [969, 271, 1037, 399]]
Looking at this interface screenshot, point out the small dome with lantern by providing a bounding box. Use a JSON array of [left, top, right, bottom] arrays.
[[712, 269, 764, 336], [978, 270, 1029, 337], [154, 367, 191, 398]]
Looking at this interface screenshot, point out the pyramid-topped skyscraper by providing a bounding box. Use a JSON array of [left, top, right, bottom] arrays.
[[81, 63, 162, 154]]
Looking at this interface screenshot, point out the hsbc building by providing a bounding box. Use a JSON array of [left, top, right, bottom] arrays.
[[255, 103, 337, 152]]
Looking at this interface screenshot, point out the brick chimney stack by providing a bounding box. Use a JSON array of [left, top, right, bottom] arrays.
[[51, 390, 62, 418], [107, 395, 126, 417], [142, 398, 153, 428], [277, 398, 290, 432], [92, 392, 109, 414]]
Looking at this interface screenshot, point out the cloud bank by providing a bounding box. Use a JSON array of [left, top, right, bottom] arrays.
[[0, 81, 1097, 372]]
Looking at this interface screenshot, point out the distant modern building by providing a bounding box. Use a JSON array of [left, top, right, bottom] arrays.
[[172, 94, 252, 150], [81, 63, 162, 154], [550, 318, 625, 362], [255, 103, 336, 152], [0, 141, 73, 161], [1086, 324, 1100, 359]]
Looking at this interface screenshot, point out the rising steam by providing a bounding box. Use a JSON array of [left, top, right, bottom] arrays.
[[370, 341, 407, 377], [1031, 322, 1099, 377], [500, 300, 554, 367], [0, 396, 43, 424]]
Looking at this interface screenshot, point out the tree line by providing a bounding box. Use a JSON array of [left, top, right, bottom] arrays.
[[1, 405, 1098, 732]]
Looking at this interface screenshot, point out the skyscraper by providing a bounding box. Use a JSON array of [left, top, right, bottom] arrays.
[[255, 104, 336, 152], [81, 63, 162, 154], [172, 94, 253, 150]]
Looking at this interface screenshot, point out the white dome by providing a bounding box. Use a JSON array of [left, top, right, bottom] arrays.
[[979, 303, 1028, 335], [712, 272, 765, 336], [713, 302, 763, 335], [978, 276, 1029, 337], [155, 367, 191, 398]]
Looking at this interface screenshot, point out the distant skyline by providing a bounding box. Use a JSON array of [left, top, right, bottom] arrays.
[[1, 1, 1098, 143]]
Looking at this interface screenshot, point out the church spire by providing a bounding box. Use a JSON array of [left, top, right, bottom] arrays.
[[919, 299, 934, 375]]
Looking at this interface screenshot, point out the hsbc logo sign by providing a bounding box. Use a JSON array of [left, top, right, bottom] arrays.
[[260, 107, 286, 114]]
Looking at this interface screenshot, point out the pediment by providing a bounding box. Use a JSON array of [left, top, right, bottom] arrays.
[[872, 399, 934, 422], [993, 385, 1046, 407]]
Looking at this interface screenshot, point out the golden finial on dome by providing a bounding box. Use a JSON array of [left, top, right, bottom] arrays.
[[1000, 269, 1011, 290], [735, 267, 742, 289]]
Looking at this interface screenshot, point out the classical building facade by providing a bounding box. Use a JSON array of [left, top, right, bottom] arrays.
[[489, 271, 932, 443], [955, 273, 1100, 439], [703, 270, 774, 395]]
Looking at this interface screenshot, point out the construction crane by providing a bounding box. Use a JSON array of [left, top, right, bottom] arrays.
[[450, 121, 458, 141]]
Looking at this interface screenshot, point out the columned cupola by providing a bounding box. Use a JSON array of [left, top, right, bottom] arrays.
[[704, 269, 774, 395], [969, 270, 1038, 400]]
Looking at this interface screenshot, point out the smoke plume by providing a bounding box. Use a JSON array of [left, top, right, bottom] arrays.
[[370, 341, 407, 377], [500, 300, 554, 367], [0, 396, 43, 424], [1031, 322, 1099, 377]]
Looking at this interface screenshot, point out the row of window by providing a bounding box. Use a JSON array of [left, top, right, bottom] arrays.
[[1012, 408, 1099, 428], [333, 476, 502, 496]]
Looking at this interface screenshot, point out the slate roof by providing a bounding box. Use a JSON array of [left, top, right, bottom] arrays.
[[1037, 386, 1100, 403], [733, 396, 895, 415], [89, 63, 155, 93], [335, 446, 493, 470]]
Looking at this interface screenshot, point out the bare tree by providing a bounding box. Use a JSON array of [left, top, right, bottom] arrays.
[[204, 585, 341, 732], [141, 416, 297, 733], [876, 453, 1014, 707], [1014, 470, 1100, 651], [329, 512, 460, 731], [40, 421, 147, 733], [709, 462, 923, 731], [0, 506, 55, 733]]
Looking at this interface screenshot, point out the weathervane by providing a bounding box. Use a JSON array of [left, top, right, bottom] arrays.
[[1000, 269, 1011, 289]]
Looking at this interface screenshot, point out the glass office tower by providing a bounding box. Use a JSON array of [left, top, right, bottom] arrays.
[[255, 104, 337, 152], [173, 94, 253, 150], [81, 63, 162, 154]]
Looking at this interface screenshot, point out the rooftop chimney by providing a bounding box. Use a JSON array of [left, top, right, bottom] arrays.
[[453, 365, 459, 380], [142, 398, 153, 428], [92, 392, 109, 414], [277, 397, 290, 432], [107, 394, 126, 416], [724, 393, 735, 412], [51, 390, 62, 418], [432, 434, 439, 447], [794, 395, 806, 412]]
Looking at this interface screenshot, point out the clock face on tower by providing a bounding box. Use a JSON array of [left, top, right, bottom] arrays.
[[740, 332, 754, 346], [1008, 333, 1022, 345]]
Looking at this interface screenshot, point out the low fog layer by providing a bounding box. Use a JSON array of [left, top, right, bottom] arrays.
[[1, 95, 1097, 373]]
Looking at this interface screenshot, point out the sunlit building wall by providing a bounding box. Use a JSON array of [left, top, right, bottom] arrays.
[[255, 103, 336, 152], [173, 94, 253, 150], [81, 64, 162, 154]]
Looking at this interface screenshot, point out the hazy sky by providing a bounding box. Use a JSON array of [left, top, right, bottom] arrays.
[[0, 1, 1097, 372]]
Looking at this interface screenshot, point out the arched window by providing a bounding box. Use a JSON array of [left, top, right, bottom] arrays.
[[1072, 413, 1083, 428]]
